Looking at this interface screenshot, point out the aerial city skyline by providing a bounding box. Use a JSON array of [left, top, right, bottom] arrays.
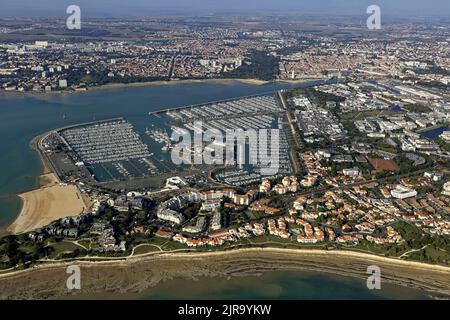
[[0, 0, 448, 307]]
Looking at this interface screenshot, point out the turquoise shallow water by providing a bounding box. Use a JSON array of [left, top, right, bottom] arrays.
[[0, 81, 433, 299]]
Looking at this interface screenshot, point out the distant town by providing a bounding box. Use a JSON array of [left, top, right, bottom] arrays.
[[0, 16, 449, 92]]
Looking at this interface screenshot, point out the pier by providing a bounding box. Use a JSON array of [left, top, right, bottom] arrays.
[[147, 78, 333, 117], [148, 92, 277, 116]]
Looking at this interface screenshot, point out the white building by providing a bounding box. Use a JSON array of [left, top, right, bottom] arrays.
[[342, 168, 360, 178], [182, 217, 206, 233], [200, 199, 221, 212], [440, 130, 450, 142], [35, 41, 48, 48], [442, 182, 450, 196], [59, 79, 68, 88], [391, 185, 417, 199], [424, 172, 444, 182], [211, 210, 222, 231], [157, 209, 185, 224]]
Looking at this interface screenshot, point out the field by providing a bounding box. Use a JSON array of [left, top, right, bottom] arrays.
[[369, 158, 399, 173]]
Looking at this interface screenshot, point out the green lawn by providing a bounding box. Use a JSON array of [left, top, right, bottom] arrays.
[[47, 241, 86, 259], [133, 244, 161, 255]]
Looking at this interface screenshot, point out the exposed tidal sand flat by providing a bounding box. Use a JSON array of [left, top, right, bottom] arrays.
[[0, 249, 449, 299], [7, 181, 88, 234]]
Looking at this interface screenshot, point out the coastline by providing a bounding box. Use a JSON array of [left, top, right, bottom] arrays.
[[0, 78, 324, 98], [0, 248, 449, 299], [0, 78, 267, 98], [5, 132, 89, 235], [88, 78, 271, 91], [6, 176, 88, 234]]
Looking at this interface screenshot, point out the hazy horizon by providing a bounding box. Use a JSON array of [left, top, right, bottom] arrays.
[[0, 0, 449, 19]]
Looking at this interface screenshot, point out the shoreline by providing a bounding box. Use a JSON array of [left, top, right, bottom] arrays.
[[6, 177, 88, 234], [0, 78, 312, 97], [0, 133, 55, 237], [0, 78, 278, 97], [5, 129, 93, 235], [0, 248, 449, 299]]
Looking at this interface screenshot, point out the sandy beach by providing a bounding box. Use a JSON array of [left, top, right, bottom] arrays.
[[0, 248, 449, 299], [7, 174, 88, 234], [0, 78, 274, 98], [91, 78, 270, 90], [5, 130, 90, 235], [0, 78, 328, 100], [79, 78, 325, 93]]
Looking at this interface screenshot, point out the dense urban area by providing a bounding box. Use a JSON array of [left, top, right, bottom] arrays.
[[0, 16, 449, 91]]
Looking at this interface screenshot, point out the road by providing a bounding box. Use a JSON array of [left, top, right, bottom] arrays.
[[278, 90, 302, 174], [398, 244, 430, 259]]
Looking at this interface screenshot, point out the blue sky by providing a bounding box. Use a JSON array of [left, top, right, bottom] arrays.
[[0, 0, 449, 18]]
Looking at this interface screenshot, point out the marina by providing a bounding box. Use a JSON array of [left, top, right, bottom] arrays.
[[148, 92, 282, 117], [41, 119, 164, 183], [146, 127, 173, 152], [151, 94, 294, 186], [165, 95, 281, 123], [59, 119, 151, 165]]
